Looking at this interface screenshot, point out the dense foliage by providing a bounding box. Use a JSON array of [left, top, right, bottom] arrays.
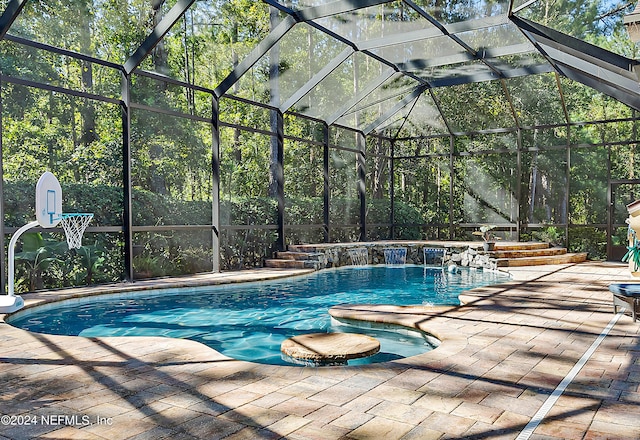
[[4, 180, 423, 289]]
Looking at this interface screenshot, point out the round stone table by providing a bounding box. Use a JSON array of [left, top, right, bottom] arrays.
[[281, 332, 380, 366]]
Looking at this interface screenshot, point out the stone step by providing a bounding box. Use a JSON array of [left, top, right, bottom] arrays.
[[264, 259, 322, 269], [276, 251, 325, 261], [493, 242, 550, 251], [489, 247, 567, 259], [496, 252, 588, 267], [287, 244, 319, 253]]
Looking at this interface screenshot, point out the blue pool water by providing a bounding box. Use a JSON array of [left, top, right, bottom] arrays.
[[9, 265, 507, 366]]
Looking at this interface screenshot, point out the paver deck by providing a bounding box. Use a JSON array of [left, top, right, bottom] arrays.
[[1, 262, 639, 439]]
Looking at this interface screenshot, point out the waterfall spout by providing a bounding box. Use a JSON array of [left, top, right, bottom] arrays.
[[348, 247, 368, 266], [383, 247, 407, 265], [423, 248, 446, 267]]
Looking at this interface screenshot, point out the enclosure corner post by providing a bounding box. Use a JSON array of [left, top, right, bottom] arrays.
[[449, 134, 455, 240], [121, 72, 134, 282], [516, 127, 523, 241], [390, 139, 395, 240], [323, 122, 330, 243], [358, 131, 366, 242], [273, 110, 285, 252], [212, 96, 221, 272]]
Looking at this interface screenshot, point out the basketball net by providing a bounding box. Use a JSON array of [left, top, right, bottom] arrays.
[[59, 213, 93, 249]]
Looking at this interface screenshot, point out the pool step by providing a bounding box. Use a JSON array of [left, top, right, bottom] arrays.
[[263, 258, 324, 269], [494, 252, 588, 267], [275, 251, 325, 261], [288, 244, 321, 253], [492, 242, 550, 251], [490, 247, 567, 259], [486, 242, 587, 267], [487, 242, 587, 267], [264, 250, 327, 270]]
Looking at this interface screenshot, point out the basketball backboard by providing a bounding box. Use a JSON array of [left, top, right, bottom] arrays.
[[35, 171, 62, 228]]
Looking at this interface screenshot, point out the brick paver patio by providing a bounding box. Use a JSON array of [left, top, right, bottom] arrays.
[[1, 262, 639, 439]]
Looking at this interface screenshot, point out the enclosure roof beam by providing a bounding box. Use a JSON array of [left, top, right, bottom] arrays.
[[395, 43, 534, 72], [554, 71, 571, 125], [326, 68, 397, 126], [540, 43, 640, 110], [511, 0, 540, 15], [357, 27, 443, 51], [124, 0, 195, 75], [512, 15, 640, 111], [363, 85, 427, 135], [511, 15, 636, 73], [500, 78, 521, 130], [279, 46, 354, 113], [384, 94, 421, 139], [6, 34, 124, 71], [356, 12, 509, 52], [0, 0, 27, 40], [427, 43, 532, 68], [404, 1, 505, 79], [263, 0, 390, 22], [558, 64, 640, 110], [540, 43, 640, 88], [426, 63, 552, 88], [214, 15, 297, 98], [360, 49, 428, 86], [263, 0, 357, 53], [443, 14, 510, 34], [428, 88, 454, 136], [292, 0, 391, 21], [341, 85, 417, 119]]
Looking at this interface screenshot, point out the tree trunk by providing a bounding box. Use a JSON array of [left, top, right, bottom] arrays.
[[79, 0, 97, 151], [80, 62, 98, 146], [152, 1, 169, 80], [232, 20, 242, 163], [268, 6, 280, 198]]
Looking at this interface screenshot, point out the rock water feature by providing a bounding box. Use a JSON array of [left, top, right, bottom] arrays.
[[384, 247, 407, 265], [450, 248, 498, 271], [348, 247, 368, 266], [283, 242, 499, 270]]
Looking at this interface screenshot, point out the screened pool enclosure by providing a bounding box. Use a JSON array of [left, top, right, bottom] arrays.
[[2, 0, 640, 291]]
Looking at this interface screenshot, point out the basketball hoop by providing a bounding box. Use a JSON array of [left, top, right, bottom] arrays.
[[59, 213, 93, 249], [4, 172, 95, 311]]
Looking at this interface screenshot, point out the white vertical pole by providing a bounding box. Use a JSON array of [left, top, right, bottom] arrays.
[[7, 221, 39, 296]]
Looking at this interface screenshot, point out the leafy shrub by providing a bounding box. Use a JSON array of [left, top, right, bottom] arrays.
[[568, 227, 606, 260], [531, 226, 566, 247], [391, 200, 430, 239]]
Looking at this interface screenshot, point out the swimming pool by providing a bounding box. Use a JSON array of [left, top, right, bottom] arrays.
[[8, 265, 508, 366]]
